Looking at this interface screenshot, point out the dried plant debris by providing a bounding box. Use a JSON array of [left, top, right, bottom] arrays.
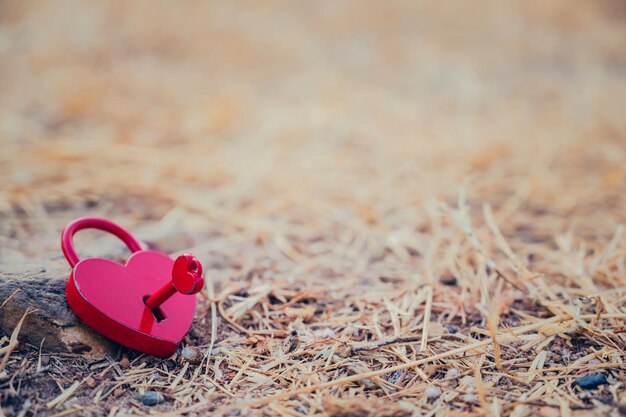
[[1, 1, 626, 416]]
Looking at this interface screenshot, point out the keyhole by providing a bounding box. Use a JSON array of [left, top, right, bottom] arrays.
[[143, 295, 167, 322]]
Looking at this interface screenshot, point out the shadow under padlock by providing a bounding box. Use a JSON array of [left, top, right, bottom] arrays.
[[61, 217, 204, 357]]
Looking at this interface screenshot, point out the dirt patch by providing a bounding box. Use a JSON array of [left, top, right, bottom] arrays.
[[1, 1, 625, 416]]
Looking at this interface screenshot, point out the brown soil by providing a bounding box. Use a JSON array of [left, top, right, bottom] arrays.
[[1, 1, 625, 416]]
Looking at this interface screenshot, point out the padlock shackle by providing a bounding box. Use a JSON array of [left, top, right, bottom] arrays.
[[61, 217, 143, 268]]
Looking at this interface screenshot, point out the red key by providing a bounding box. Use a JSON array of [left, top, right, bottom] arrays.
[[144, 255, 204, 310]]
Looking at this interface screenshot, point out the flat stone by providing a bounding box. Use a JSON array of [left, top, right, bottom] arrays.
[[138, 391, 165, 406], [574, 373, 608, 389], [0, 261, 118, 358]]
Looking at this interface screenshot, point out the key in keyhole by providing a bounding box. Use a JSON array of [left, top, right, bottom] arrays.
[[144, 254, 204, 311]]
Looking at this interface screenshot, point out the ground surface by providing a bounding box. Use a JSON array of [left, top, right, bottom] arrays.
[[1, 1, 626, 416]]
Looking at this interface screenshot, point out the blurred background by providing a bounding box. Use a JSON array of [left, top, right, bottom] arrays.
[[1, 0, 625, 271], [2, 3, 626, 414]]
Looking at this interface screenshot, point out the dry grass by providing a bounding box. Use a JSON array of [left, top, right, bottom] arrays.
[[1, 1, 626, 416]]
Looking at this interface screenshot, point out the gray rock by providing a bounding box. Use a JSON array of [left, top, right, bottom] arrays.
[[181, 346, 203, 364], [424, 386, 442, 399], [139, 391, 165, 406], [574, 373, 608, 389]]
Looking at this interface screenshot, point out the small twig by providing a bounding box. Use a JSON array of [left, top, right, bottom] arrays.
[[267, 290, 310, 311], [217, 298, 288, 337], [351, 336, 421, 353], [0, 309, 33, 373], [46, 381, 82, 409], [0, 288, 20, 309], [420, 285, 433, 352], [202, 269, 218, 377]]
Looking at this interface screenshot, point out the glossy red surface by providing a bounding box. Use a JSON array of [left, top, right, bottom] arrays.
[[144, 254, 204, 310], [62, 218, 200, 357], [61, 217, 142, 268]]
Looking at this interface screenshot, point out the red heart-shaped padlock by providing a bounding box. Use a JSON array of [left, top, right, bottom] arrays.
[[62, 218, 204, 357]]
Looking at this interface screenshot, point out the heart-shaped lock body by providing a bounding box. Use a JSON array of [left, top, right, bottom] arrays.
[[62, 218, 203, 357]]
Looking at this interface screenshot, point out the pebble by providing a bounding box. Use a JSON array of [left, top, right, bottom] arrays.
[[181, 346, 203, 364], [139, 391, 165, 406], [445, 368, 459, 379], [439, 274, 457, 286], [119, 356, 130, 369], [460, 376, 475, 387], [462, 394, 477, 403], [388, 370, 404, 384], [424, 386, 442, 399], [574, 373, 608, 389], [85, 376, 96, 388], [445, 324, 458, 334], [423, 365, 437, 376]]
